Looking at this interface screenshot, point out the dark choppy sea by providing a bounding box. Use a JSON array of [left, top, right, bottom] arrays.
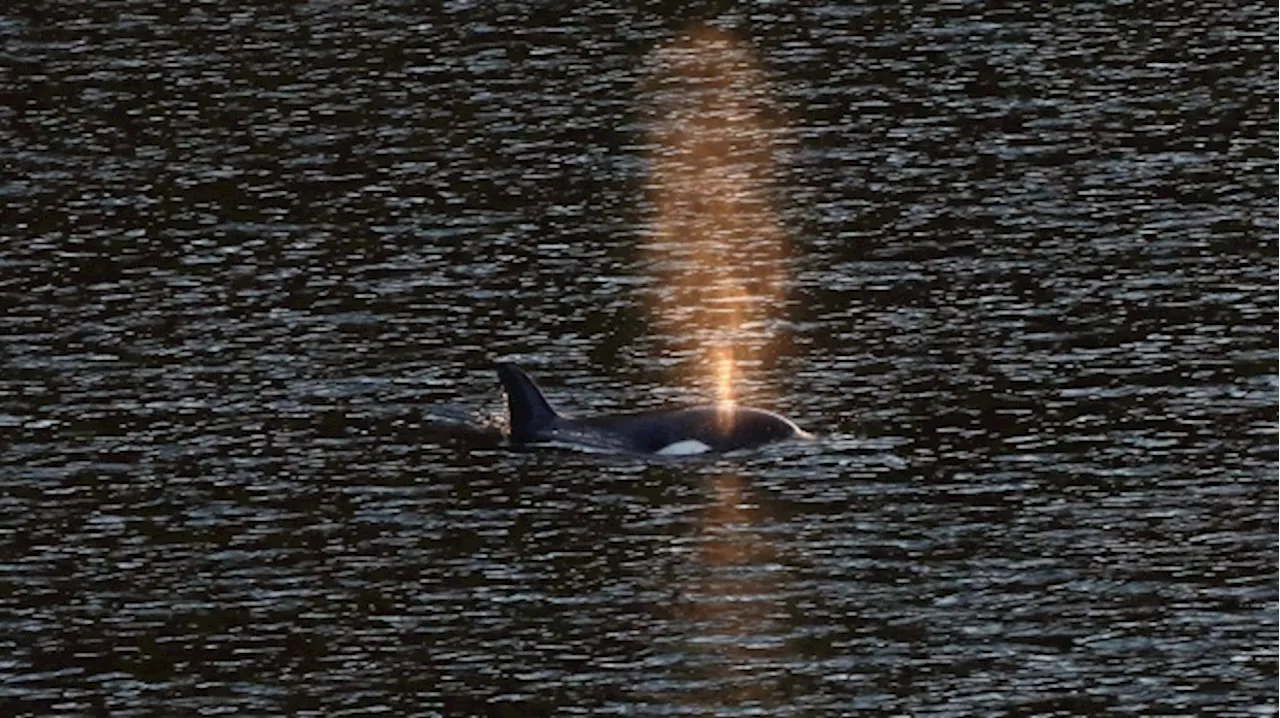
[[1, 2, 1275, 716]]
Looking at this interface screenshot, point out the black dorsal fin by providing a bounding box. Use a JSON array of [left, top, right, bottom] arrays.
[[495, 363, 560, 442]]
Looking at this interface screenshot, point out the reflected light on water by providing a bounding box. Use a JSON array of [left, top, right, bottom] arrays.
[[671, 471, 798, 713], [715, 345, 737, 431], [642, 24, 790, 404], [642, 24, 799, 713]]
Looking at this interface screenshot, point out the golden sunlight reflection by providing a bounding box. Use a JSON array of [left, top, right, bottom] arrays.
[[641, 25, 790, 404], [714, 346, 735, 405], [714, 344, 736, 431], [641, 27, 800, 712], [668, 472, 802, 713]]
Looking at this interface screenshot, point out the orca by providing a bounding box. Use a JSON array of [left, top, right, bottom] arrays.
[[496, 363, 811, 455]]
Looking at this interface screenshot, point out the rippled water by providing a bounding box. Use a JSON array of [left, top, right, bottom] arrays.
[[2, 2, 1276, 716]]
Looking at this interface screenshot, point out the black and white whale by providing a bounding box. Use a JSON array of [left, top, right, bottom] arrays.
[[496, 363, 811, 455]]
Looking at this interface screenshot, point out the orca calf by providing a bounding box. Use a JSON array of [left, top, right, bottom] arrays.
[[496, 363, 810, 455]]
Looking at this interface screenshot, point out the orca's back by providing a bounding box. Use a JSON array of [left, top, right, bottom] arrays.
[[583, 405, 804, 453]]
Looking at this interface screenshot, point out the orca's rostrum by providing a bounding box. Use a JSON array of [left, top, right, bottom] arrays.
[[496, 363, 810, 455]]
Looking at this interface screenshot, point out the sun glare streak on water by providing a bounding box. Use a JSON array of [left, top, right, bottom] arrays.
[[641, 25, 791, 405], [714, 345, 738, 432], [641, 26, 807, 715], [662, 471, 797, 713]]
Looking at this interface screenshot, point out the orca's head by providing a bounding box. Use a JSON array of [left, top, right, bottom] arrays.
[[711, 405, 809, 451], [675, 404, 803, 453]]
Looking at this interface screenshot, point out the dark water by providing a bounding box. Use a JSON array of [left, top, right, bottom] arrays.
[[2, 2, 1276, 716]]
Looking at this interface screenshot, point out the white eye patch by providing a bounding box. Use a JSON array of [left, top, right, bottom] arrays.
[[656, 439, 712, 456]]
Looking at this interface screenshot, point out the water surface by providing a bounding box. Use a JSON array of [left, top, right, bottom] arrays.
[[1, 2, 1275, 716]]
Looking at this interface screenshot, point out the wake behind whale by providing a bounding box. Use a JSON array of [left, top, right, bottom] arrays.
[[496, 363, 810, 456]]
